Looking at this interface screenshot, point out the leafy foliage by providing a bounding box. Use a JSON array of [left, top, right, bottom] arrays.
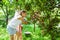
[[0, 0, 60, 40]]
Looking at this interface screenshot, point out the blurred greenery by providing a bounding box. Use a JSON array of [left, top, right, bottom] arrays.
[[0, 24, 60, 40], [0, 0, 60, 40], [0, 25, 54, 40]]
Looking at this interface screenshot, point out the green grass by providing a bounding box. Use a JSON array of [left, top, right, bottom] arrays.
[[0, 27, 9, 40], [0, 24, 60, 40]]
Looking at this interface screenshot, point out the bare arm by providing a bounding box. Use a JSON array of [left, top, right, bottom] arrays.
[[18, 17, 28, 24]]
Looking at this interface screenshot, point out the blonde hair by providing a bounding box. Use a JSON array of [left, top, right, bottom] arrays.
[[14, 10, 26, 18], [14, 10, 22, 19]]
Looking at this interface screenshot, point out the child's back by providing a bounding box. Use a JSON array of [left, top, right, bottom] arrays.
[[7, 10, 22, 29], [7, 18, 22, 29]]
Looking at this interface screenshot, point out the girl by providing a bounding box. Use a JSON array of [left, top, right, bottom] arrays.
[[7, 10, 26, 40]]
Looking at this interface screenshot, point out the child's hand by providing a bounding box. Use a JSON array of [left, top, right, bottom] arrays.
[[22, 20, 28, 24], [16, 25, 23, 31]]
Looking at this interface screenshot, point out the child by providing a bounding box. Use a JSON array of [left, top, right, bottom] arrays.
[[7, 10, 26, 40]]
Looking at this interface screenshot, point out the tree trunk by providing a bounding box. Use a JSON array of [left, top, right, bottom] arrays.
[[51, 33, 56, 40], [6, 6, 8, 25], [34, 23, 35, 32], [1, 5, 9, 25]]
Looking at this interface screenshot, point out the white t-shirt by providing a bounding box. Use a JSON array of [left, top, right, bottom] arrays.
[[7, 18, 22, 29], [7, 10, 22, 29]]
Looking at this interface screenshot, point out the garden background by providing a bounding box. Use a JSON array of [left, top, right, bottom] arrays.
[[0, 0, 60, 40]]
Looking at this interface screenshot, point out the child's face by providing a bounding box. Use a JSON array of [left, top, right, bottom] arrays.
[[21, 12, 26, 17]]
